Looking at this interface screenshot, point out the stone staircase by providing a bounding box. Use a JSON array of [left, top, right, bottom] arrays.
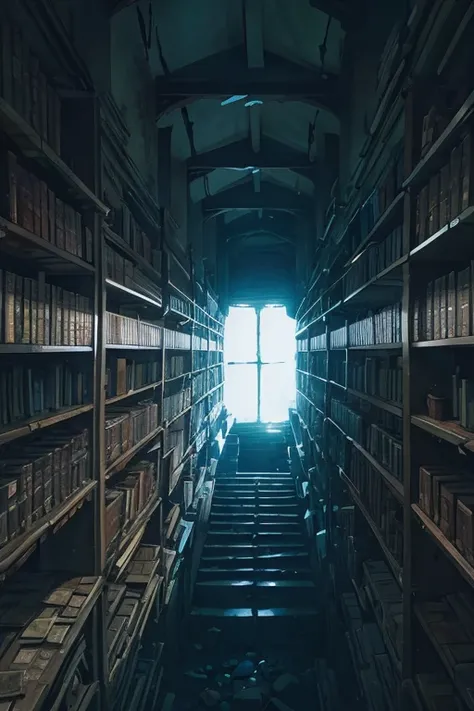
[[190, 423, 320, 643]]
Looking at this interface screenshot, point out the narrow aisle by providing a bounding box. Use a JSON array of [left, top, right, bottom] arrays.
[[166, 423, 333, 711]]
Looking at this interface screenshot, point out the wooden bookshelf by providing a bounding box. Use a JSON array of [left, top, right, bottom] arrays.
[[294, 5, 474, 704], [0, 8, 227, 711]]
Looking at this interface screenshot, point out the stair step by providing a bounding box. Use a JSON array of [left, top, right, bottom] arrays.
[[213, 495, 297, 502], [215, 482, 294, 489], [200, 551, 309, 568], [203, 543, 306, 557], [190, 606, 319, 618], [210, 512, 299, 521], [194, 579, 317, 607], [214, 487, 295, 494], [197, 567, 312, 580], [206, 531, 304, 545], [209, 522, 301, 533], [211, 503, 299, 513]]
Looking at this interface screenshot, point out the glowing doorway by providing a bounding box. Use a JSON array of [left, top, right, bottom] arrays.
[[225, 305, 296, 423]]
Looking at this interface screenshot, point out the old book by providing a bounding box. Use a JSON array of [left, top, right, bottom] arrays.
[[21, 617, 55, 642], [457, 267, 471, 337], [456, 495, 474, 564], [44, 588, 72, 607], [447, 271, 456, 337], [40, 181, 48, 241], [428, 173, 440, 236], [439, 162, 450, 227], [55, 198, 65, 250], [37, 272, 45, 346], [440, 480, 474, 541], [22, 278, 31, 345], [14, 275, 22, 344], [450, 143, 463, 219], [48, 188, 55, 243], [0, 671, 25, 699], [46, 624, 70, 646], [30, 279, 38, 345], [461, 131, 474, 212], [426, 280, 434, 340], [431, 474, 466, 525], [433, 278, 441, 340]]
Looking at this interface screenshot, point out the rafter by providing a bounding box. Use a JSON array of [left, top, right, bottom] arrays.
[[187, 138, 316, 172], [202, 183, 311, 212], [156, 48, 339, 118]]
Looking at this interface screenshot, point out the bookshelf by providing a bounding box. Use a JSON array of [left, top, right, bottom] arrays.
[[295, 4, 474, 710], [0, 8, 226, 711]]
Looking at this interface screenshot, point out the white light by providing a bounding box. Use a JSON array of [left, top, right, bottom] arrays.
[[221, 95, 248, 106], [244, 100, 263, 107]]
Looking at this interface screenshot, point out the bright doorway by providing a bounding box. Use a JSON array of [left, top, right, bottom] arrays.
[[224, 305, 296, 423]]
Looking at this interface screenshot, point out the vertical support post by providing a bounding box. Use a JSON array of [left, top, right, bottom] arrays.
[[402, 84, 416, 684], [256, 307, 262, 422]]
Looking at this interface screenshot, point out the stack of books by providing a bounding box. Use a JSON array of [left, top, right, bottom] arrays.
[[104, 403, 159, 467], [330, 326, 347, 349], [367, 423, 403, 482], [163, 389, 191, 422], [0, 426, 90, 545], [165, 355, 186, 380], [163, 329, 191, 351], [415, 129, 473, 245], [331, 400, 364, 443], [310, 333, 327, 351], [348, 356, 402, 404], [0, 19, 61, 152], [349, 447, 403, 564], [1, 269, 93, 346], [344, 225, 403, 297], [105, 461, 156, 548], [106, 313, 162, 348], [349, 303, 402, 347], [413, 265, 474, 341], [105, 245, 162, 303], [0, 361, 91, 427], [106, 357, 160, 398]]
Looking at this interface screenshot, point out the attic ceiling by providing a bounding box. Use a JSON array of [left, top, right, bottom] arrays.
[[117, 0, 347, 305]]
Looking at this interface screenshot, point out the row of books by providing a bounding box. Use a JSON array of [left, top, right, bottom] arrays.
[[209, 335, 223, 352], [0, 361, 91, 428], [105, 402, 159, 467], [413, 267, 473, 342], [348, 447, 403, 565], [356, 144, 404, 251], [348, 303, 402, 347], [418, 464, 474, 557], [1, 270, 93, 346], [341, 580, 400, 710], [296, 350, 327, 379], [164, 428, 184, 461], [415, 129, 473, 245], [105, 461, 156, 549], [0, 572, 101, 709], [344, 225, 403, 298], [106, 546, 162, 693], [331, 399, 364, 443], [296, 392, 324, 439], [417, 597, 474, 711], [163, 328, 191, 351], [106, 312, 162, 348], [330, 326, 346, 349], [2, 151, 94, 262], [0, 426, 89, 545], [0, 19, 61, 153], [348, 357, 403, 405], [296, 373, 325, 412], [310, 333, 327, 351], [192, 333, 208, 351], [193, 367, 224, 400], [111, 203, 157, 266], [170, 295, 191, 319], [163, 389, 191, 422], [105, 244, 162, 304], [297, 338, 308, 352], [367, 423, 403, 483], [106, 358, 161, 399], [191, 400, 207, 438], [165, 355, 187, 380], [327, 419, 348, 472]]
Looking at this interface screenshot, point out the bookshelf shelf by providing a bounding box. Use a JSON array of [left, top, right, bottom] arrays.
[[0, 480, 97, 576], [410, 205, 474, 262], [193, 382, 224, 407], [348, 342, 402, 351], [339, 469, 402, 584], [105, 427, 163, 479], [412, 504, 474, 590], [297, 369, 327, 383], [105, 279, 162, 310], [165, 372, 191, 383], [347, 388, 402, 417], [411, 414, 473, 447], [0, 403, 94, 446], [329, 379, 347, 390], [296, 388, 325, 416], [166, 405, 192, 427], [0, 216, 96, 274], [343, 256, 405, 310], [0, 97, 108, 214], [0, 344, 93, 354], [105, 381, 162, 405], [411, 336, 474, 348], [295, 300, 343, 337], [104, 226, 162, 283], [106, 343, 162, 351]]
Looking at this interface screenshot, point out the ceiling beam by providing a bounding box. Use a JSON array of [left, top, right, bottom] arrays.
[[188, 138, 316, 171], [156, 49, 339, 117], [202, 183, 311, 211], [308, 0, 356, 28], [224, 212, 299, 236], [243, 0, 264, 194]]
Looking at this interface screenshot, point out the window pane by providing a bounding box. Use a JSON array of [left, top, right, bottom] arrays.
[[260, 306, 295, 363], [260, 362, 295, 423], [225, 306, 257, 362], [225, 364, 258, 422]]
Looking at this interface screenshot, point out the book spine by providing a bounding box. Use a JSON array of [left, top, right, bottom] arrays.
[[31, 279, 38, 345], [22, 278, 31, 345], [37, 272, 45, 345], [14, 274, 22, 344]]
